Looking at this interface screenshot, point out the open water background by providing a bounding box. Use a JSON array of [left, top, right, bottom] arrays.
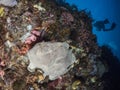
[[66, 0, 120, 60]]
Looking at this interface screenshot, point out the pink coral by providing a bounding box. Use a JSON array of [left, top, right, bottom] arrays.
[[24, 39, 32, 44], [31, 30, 41, 36], [24, 30, 43, 44], [0, 57, 6, 67], [0, 70, 5, 79], [0, 61, 5, 66], [25, 34, 37, 44], [0, 57, 6, 79], [18, 29, 45, 55]]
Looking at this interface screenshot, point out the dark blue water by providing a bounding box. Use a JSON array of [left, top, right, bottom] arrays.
[[66, 0, 120, 59]]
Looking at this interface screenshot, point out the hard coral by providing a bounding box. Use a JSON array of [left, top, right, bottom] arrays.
[[60, 12, 74, 25]]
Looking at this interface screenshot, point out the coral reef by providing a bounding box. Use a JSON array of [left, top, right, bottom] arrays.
[[0, 0, 113, 90]]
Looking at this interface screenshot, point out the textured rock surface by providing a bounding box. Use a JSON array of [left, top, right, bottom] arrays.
[[0, 0, 17, 7], [27, 42, 76, 80]]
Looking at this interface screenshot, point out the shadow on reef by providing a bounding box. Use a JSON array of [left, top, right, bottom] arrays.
[[93, 19, 116, 31], [100, 45, 120, 90]]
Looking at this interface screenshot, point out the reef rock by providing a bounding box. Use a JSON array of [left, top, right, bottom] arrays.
[[0, 0, 17, 7], [27, 42, 76, 80]]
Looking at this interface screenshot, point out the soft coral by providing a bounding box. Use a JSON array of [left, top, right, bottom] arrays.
[[18, 29, 45, 55], [25, 30, 42, 44]]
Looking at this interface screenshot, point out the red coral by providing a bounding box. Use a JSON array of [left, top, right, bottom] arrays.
[[17, 44, 30, 55]]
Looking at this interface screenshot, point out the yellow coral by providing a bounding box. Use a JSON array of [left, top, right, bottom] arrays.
[[33, 3, 46, 11], [0, 7, 5, 17], [72, 80, 81, 90]]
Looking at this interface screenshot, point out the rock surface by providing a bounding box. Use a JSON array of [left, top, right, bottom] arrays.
[[0, 0, 17, 7]]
